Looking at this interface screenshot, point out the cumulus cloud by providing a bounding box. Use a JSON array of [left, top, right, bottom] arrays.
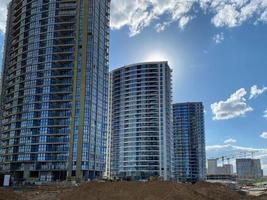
[[261, 132, 267, 139], [111, 0, 194, 36], [213, 32, 224, 44], [201, 0, 267, 28], [110, 0, 267, 36], [211, 4, 240, 27], [211, 88, 253, 120], [249, 85, 267, 99], [224, 138, 237, 144]]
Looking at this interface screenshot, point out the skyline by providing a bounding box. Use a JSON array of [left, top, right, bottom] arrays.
[[108, 0, 267, 174], [0, 0, 267, 173]]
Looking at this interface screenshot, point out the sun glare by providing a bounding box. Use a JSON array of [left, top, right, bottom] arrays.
[[144, 52, 170, 63]]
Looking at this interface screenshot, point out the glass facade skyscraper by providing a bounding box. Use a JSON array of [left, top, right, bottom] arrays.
[[108, 62, 173, 180], [173, 102, 206, 182], [0, 0, 110, 181]]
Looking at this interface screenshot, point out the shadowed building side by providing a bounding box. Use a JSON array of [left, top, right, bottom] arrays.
[[173, 102, 206, 182]]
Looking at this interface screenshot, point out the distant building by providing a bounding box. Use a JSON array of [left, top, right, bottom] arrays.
[[207, 159, 234, 175], [207, 159, 218, 175], [224, 164, 234, 175], [207, 159, 235, 182], [173, 102, 206, 182], [109, 62, 173, 181], [236, 159, 263, 179]]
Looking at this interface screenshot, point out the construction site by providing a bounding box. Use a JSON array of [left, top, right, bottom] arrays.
[[1, 150, 267, 200], [206, 150, 267, 198], [1, 180, 267, 200]]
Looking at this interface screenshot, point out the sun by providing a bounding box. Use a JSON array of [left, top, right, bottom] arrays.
[[144, 52, 170, 63]]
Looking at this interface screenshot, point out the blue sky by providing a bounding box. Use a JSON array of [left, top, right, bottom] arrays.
[[1, 0, 267, 173], [109, 0, 267, 173], [110, 17, 267, 146]]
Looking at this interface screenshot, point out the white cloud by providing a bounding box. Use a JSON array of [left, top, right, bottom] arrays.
[[211, 88, 253, 120], [155, 21, 171, 33], [260, 132, 267, 139], [110, 0, 194, 37], [212, 4, 240, 27], [178, 16, 191, 29], [201, 0, 267, 28], [263, 110, 267, 119], [0, 0, 9, 33], [206, 143, 267, 174], [249, 85, 267, 99], [206, 144, 264, 156], [224, 138, 237, 144], [260, 10, 267, 22], [110, 0, 267, 36], [213, 32, 224, 44], [1, 1, 267, 36]]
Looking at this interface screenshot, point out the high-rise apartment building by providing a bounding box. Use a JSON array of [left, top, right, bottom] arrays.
[[173, 102, 206, 182], [0, 0, 110, 181], [108, 62, 173, 180], [236, 159, 263, 179]]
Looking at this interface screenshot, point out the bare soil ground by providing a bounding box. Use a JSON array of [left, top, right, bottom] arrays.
[[1, 181, 266, 200]]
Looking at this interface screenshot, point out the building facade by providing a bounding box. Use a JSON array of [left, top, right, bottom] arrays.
[[103, 73, 112, 179], [207, 159, 218, 175], [109, 62, 173, 180], [173, 102, 206, 182], [224, 164, 234, 175], [236, 159, 263, 179], [207, 159, 233, 175], [0, 0, 110, 181]]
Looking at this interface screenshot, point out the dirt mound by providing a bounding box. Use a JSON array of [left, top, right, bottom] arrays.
[[254, 194, 267, 200], [56, 181, 249, 200], [3, 181, 267, 200], [0, 188, 22, 200]]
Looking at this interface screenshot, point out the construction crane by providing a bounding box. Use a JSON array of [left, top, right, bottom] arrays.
[[208, 150, 266, 165]]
